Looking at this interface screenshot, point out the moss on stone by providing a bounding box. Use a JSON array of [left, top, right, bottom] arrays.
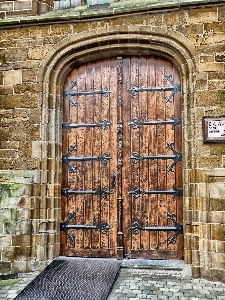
[[0, 278, 19, 286], [0, 184, 23, 198]]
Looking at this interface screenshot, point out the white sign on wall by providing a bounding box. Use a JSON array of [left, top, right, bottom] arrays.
[[203, 116, 225, 143]]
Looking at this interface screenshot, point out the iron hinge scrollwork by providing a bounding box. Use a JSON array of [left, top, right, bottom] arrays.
[[128, 116, 181, 130], [60, 212, 111, 242], [166, 142, 182, 172], [62, 150, 111, 173], [129, 213, 183, 244], [60, 212, 76, 242], [129, 185, 183, 200], [62, 119, 111, 132], [64, 80, 111, 107], [129, 142, 182, 172], [62, 186, 112, 200], [167, 213, 183, 244], [128, 74, 180, 102]]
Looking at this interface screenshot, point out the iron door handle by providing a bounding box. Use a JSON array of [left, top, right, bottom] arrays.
[[111, 172, 116, 189]]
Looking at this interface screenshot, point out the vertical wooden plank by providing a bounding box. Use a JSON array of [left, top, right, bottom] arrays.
[[74, 65, 87, 252], [164, 60, 177, 255], [108, 58, 118, 256], [90, 60, 101, 251], [66, 68, 79, 252], [67, 68, 79, 252], [83, 62, 94, 251], [61, 73, 71, 255], [137, 57, 150, 251], [116, 57, 124, 259], [121, 57, 132, 257], [156, 58, 168, 253], [130, 56, 141, 252], [100, 59, 111, 251], [148, 58, 158, 252]]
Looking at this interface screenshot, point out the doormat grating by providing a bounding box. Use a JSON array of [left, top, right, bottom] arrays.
[[15, 258, 121, 300]]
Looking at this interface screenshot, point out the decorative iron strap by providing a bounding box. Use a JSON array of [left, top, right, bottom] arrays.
[[129, 213, 183, 244], [64, 80, 111, 107], [129, 185, 183, 200], [60, 212, 110, 242], [62, 186, 112, 200], [62, 151, 111, 173], [129, 142, 182, 172], [128, 116, 181, 130], [128, 74, 180, 102], [62, 119, 111, 132]]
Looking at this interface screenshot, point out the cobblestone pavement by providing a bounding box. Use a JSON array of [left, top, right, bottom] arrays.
[[0, 261, 225, 299], [108, 260, 225, 300], [0, 272, 39, 299]]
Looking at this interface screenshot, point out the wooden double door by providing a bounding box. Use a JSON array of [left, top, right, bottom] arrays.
[[61, 56, 183, 259]]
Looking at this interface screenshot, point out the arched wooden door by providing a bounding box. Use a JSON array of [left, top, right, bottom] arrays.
[[60, 57, 183, 259]]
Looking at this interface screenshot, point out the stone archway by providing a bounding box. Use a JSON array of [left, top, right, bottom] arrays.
[[36, 25, 196, 265]]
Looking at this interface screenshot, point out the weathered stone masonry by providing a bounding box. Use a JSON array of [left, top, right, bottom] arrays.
[[0, 0, 225, 283]]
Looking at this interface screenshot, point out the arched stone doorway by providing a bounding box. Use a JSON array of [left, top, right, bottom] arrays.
[[60, 56, 183, 259], [37, 25, 196, 264]]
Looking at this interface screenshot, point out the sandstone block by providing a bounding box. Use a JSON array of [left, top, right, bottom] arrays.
[[192, 265, 200, 278], [217, 241, 225, 253], [16, 219, 32, 235], [26, 259, 40, 272], [199, 62, 224, 72], [4, 70, 22, 85], [218, 6, 225, 21], [184, 249, 192, 264], [0, 2, 13, 11], [14, 0, 31, 10], [209, 198, 225, 211], [163, 11, 187, 26], [188, 7, 218, 24], [210, 224, 225, 241], [11, 260, 27, 273], [0, 235, 11, 247], [0, 262, 11, 273], [5, 48, 28, 63], [27, 45, 53, 60], [37, 245, 47, 261], [12, 235, 31, 247]]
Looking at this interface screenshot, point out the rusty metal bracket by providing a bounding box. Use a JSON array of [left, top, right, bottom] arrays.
[[128, 116, 181, 130], [64, 80, 111, 107], [60, 212, 111, 242], [129, 185, 183, 200], [128, 74, 180, 102], [62, 119, 111, 132], [62, 150, 111, 173], [129, 213, 183, 244], [129, 142, 182, 172], [62, 186, 112, 200]]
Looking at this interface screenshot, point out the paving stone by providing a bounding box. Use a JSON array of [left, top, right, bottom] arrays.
[[0, 264, 225, 300]]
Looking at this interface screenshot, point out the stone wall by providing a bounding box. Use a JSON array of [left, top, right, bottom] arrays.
[[0, 1, 224, 283], [0, 0, 54, 18]]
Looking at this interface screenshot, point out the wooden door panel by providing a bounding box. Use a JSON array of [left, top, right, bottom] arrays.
[[122, 57, 182, 259], [61, 56, 183, 259], [61, 60, 118, 257]]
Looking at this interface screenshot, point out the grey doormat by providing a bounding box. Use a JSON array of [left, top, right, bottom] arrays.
[[15, 258, 121, 300]]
